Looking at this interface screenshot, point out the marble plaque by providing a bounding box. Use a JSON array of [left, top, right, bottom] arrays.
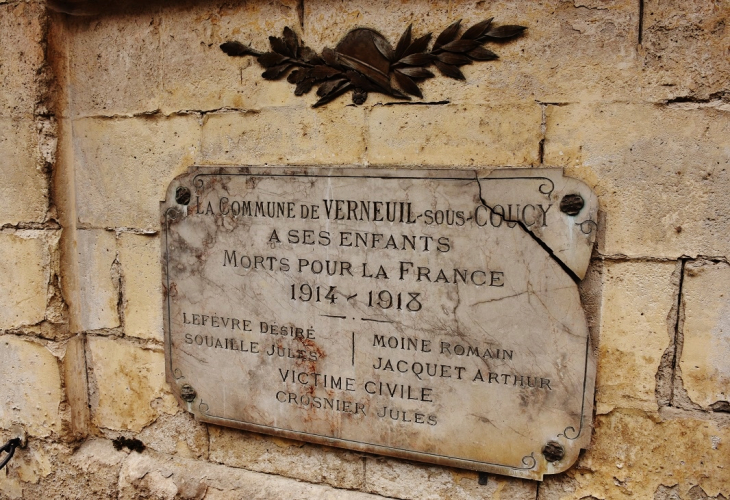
[[161, 167, 598, 480]]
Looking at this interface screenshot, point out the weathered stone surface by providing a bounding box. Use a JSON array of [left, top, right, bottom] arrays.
[[209, 426, 364, 489], [0, 2, 46, 117], [579, 258, 604, 347], [595, 261, 677, 414], [63, 333, 90, 439], [539, 409, 730, 499], [118, 449, 386, 500], [163, 167, 596, 480], [118, 233, 163, 341], [46, 10, 71, 119], [200, 107, 366, 165], [305, 0, 639, 105], [641, 0, 730, 102], [72, 229, 120, 332], [0, 232, 48, 329], [653, 484, 730, 500], [67, 12, 162, 117], [159, 0, 301, 114], [304, 0, 449, 51], [364, 457, 538, 500], [0, 336, 63, 438], [367, 104, 541, 166], [4, 1, 730, 497], [0, 438, 125, 500], [544, 103, 730, 258], [73, 115, 200, 230], [64, 439, 126, 497], [136, 411, 209, 460], [453, 0, 639, 103], [0, 438, 57, 500], [680, 260, 730, 409], [54, 118, 75, 231], [0, 118, 49, 225], [86, 337, 177, 432]]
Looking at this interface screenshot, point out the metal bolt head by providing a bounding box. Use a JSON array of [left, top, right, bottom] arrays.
[[542, 441, 565, 462], [560, 193, 584, 216], [175, 186, 191, 206], [180, 384, 196, 402]]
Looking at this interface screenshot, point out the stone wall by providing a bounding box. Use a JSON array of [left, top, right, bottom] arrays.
[[0, 0, 728, 498]]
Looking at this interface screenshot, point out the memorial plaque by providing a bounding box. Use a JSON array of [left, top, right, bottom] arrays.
[[162, 167, 598, 480]]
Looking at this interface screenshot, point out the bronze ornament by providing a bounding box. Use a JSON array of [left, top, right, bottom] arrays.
[[220, 20, 525, 107]]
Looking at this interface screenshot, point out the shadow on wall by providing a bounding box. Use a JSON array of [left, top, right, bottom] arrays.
[[47, 0, 219, 16]]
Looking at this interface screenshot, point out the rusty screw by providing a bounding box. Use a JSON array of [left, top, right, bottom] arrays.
[[542, 441, 565, 462], [560, 193, 584, 216], [175, 186, 191, 206], [180, 384, 196, 402]]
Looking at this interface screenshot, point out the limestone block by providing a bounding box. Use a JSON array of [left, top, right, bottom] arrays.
[[10, 441, 55, 487], [63, 334, 90, 438], [67, 12, 162, 117], [0, 2, 45, 117], [159, 0, 301, 114], [200, 107, 366, 165], [0, 232, 48, 329], [641, 0, 730, 102], [595, 261, 676, 414], [47, 11, 71, 119], [366, 103, 541, 166], [73, 229, 120, 332], [653, 485, 729, 500], [447, 0, 639, 103], [118, 449, 387, 500], [304, 0, 449, 50], [364, 457, 537, 500], [579, 258, 604, 342], [0, 118, 49, 225], [539, 409, 730, 499], [136, 412, 208, 460], [680, 260, 730, 409], [0, 438, 125, 500], [118, 233, 163, 341], [0, 438, 55, 500], [0, 469, 23, 499], [87, 337, 177, 432], [54, 118, 75, 230], [0, 336, 63, 438], [305, 0, 640, 105], [73, 115, 200, 230], [209, 426, 364, 489], [544, 103, 730, 258], [64, 439, 126, 498]]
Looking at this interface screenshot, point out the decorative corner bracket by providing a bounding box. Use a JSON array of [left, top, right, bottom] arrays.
[[220, 19, 525, 107]]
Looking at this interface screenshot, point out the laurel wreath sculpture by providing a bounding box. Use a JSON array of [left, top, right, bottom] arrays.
[[220, 19, 525, 107]]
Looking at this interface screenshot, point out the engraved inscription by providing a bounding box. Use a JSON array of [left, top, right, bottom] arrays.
[[162, 167, 598, 481]]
